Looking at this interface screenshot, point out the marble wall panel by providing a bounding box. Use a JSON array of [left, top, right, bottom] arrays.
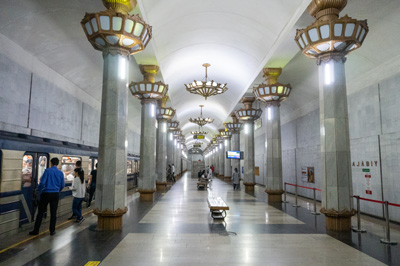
[[348, 84, 381, 139], [350, 136, 383, 218], [380, 72, 400, 135], [29, 74, 82, 140], [0, 53, 31, 128], [380, 132, 400, 222]]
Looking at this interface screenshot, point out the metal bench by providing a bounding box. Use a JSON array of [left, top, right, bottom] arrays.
[[207, 197, 229, 219]]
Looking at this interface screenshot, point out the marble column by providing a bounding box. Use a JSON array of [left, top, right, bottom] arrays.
[[94, 50, 129, 230], [138, 98, 157, 201], [167, 130, 174, 168], [236, 96, 261, 192], [243, 120, 255, 192], [218, 141, 225, 178], [319, 58, 354, 231], [224, 137, 232, 181], [231, 132, 240, 177], [156, 118, 168, 191], [265, 104, 283, 203], [214, 146, 220, 177]]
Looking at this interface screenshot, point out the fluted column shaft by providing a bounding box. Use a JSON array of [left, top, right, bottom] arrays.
[[96, 52, 129, 222], [138, 100, 157, 200], [319, 58, 354, 230], [224, 138, 232, 180], [215, 148, 220, 176], [231, 133, 240, 176], [265, 105, 283, 202], [243, 121, 255, 192], [219, 142, 225, 177], [167, 131, 174, 167], [156, 119, 167, 188]]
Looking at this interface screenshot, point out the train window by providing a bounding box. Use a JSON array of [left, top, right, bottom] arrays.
[[132, 161, 136, 173], [61, 156, 81, 182], [37, 156, 48, 184], [127, 160, 132, 174], [22, 155, 33, 188], [88, 158, 92, 173]]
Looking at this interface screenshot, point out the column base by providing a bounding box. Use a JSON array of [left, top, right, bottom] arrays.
[[156, 181, 167, 192], [139, 189, 156, 202], [321, 208, 356, 231], [93, 207, 128, 231], [224, 176, 231, 182], [265, 189, 283, 203], [243, 182, 256, 192]]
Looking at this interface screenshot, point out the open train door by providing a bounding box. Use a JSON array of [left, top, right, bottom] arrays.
[[19, 153, 49, 226]]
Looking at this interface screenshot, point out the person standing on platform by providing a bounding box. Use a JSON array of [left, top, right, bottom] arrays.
[[29, 158, 65, 236], [87, 163, 97, 207], [211, 165, 215, 178], [172, 164, 176, 182], [70, 168, 86, 224], [231, 168, 240, 191]]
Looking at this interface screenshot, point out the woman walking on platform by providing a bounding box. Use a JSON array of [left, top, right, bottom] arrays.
[[70, 168, 86, 223]]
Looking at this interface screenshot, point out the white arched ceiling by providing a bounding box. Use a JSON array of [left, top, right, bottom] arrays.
[[4, 0, 398, 148], [138, 0, 310, 144]]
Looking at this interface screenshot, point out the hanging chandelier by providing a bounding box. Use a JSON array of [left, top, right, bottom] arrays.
[[184, 63, 228, 100], [189, 105, 214, 127]]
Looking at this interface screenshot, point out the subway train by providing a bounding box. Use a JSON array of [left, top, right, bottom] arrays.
[[0, 130, 139, 238]]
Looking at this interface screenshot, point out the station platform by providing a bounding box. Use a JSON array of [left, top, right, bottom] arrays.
[[0, 172, 399, 266]]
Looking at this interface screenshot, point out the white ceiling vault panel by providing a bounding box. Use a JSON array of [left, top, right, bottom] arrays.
[[139, 0, 310, 140]]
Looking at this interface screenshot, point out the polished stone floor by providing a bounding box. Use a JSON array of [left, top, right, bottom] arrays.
[[0, 172, 399, 266]]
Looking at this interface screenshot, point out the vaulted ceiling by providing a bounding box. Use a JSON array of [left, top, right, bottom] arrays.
[[1, 0, 400, 151]]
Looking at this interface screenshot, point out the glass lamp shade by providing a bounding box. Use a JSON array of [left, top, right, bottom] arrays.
[[168, 121, 179, 130], [253, 82, 291, 103], [224, 122, 242, 132], [295, 15, 368, 59], [219, 130, 232, 138], [173, 129, 182, 136], [129, 81, 168, 100], [81, 8, 152, 54], [235, 108, 263, 121], [184, 80, 228, 100], [157, 107, 175, 120], [191, 130, 208, 135], [188, 117, 214, 127]]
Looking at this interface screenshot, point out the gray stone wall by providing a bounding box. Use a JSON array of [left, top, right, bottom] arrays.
[[0, 37, 142, 155], [279, 72, 400, 222]]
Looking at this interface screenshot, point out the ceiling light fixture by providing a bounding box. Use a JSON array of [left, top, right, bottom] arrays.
[[189, 105, 214, 127], [185, 63, 228, 100]]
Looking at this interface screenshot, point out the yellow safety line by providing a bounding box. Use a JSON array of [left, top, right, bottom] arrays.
[[84, 261, 101, 266], [0, 210, 93, 254]]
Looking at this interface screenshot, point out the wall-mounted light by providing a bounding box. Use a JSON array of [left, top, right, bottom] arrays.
[[245, 124, 249, 135]]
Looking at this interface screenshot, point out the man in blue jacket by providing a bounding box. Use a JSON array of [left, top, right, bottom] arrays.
[[29, 157, 65, 236]]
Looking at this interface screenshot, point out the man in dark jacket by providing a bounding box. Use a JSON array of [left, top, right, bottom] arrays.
[[29, 158, 65, 236]]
